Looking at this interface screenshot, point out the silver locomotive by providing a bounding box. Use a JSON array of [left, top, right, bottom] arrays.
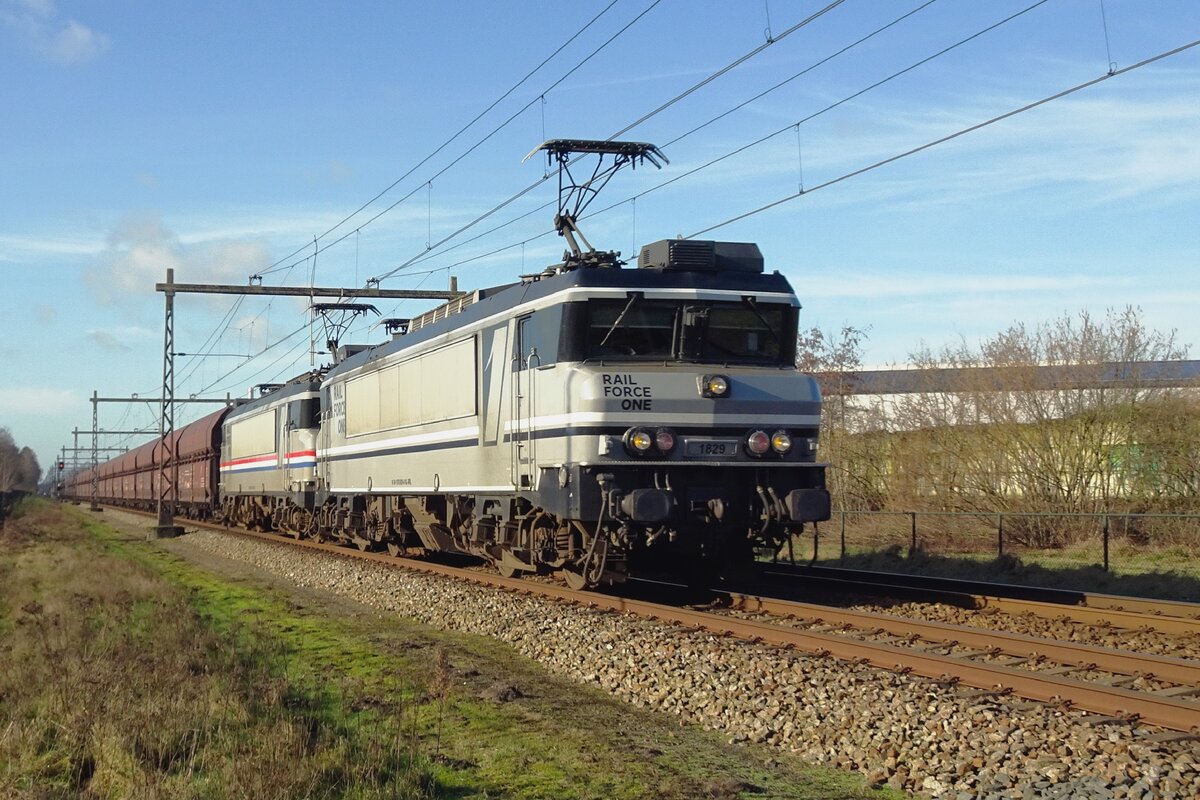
[[218, 141, 830, 587]]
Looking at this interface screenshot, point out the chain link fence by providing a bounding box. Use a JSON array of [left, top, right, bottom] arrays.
[[790, 509, 1200, 600]]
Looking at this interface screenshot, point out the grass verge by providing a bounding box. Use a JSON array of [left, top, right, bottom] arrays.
[[2, 500, 897, 799]]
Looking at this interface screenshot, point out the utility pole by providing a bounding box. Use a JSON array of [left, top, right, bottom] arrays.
[[90, 391, 100, 511], [157, 268, 178, 537]]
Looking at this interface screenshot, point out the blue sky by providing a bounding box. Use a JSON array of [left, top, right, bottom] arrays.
[[2, 0, 1198, 471]]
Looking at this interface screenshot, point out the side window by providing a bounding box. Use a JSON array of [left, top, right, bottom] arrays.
[[513, 307, 562, 370], [287, 398, 319, 429], [515, 315, 531, 370]]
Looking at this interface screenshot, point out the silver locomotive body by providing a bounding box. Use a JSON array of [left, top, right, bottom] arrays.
[[312, 240, 829, 585], [218, 376, 321, 532]]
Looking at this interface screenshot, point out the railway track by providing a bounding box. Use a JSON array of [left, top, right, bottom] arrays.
[[757, 563, 1200, 637], [101, 506, 1200, 733]]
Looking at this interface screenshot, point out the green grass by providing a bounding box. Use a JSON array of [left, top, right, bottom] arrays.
[[1, 501, 434, 799], [2, 499, 899, 799]]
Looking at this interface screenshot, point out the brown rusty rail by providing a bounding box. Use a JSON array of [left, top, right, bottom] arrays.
[[238, 527, 1200, 731], [95, 507, 1200, 733], [723, 592, 1200, 687], [760, 565, 1200, 637], [978, 596, 1200, 637]]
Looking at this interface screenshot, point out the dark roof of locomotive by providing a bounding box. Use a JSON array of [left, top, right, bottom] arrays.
[[325, 259, 798, 382], [226, 373, 323, 422]]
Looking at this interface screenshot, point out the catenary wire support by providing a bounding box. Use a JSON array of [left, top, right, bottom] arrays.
[[156, 268, 181, 537], [90, 391, 100, 512], [1099, 0, 1117, 74], [426, 182, 432, 250], [85, 392, 237, 535], [795, 123, 805, 193]]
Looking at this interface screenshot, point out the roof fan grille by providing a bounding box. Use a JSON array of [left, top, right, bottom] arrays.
[[666, 240, 715, 269]]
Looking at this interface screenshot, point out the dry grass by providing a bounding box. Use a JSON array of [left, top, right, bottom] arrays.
[[0, 502, 434, 799], [2, 501, 900, 799]]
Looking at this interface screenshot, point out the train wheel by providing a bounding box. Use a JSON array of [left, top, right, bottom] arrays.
[[561, 568, 588, 591]]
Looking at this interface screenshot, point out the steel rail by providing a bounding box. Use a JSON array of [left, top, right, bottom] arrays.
[[721, 592, 1200, 687], [761, 565, 1200, 636], [229, 527, 1200, 731], [93, 507, 1200, 733], [978, 597, 1200, 638]]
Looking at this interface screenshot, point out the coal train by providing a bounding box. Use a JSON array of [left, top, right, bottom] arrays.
[[63, 141, 830, 588]]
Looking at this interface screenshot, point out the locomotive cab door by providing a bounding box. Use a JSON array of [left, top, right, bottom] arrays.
[[510, 315, 537, 490], [276, 406, 288, 486]]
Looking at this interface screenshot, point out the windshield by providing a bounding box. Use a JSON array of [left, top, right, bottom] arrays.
[[582, 298, 794, 363]]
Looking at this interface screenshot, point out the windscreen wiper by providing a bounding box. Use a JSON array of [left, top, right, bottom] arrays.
[[599, 292, 644, 348], [741, 296, 780, 343]]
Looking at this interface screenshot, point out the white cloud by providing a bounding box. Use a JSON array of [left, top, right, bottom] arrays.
[[1, 0, 109, 64], [86, 330, 130, 353], [0, 232, 104, 259], [84, 213, 271, 305], [646, 71, 1200, 214], [45, 18, 106, 63], [85, 325, 155, 353], [0, 386, 75, 416], [328, 160, 352, 184]]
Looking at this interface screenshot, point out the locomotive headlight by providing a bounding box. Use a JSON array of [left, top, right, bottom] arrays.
[[700, 374, 730, 398], [625, 427, 654, 454], [745, 430, 771, 456], [654, 428, 676, 453], [771, 430, 793, 454]]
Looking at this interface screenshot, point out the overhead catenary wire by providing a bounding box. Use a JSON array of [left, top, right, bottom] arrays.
[[686, 37, 1200, 239], [233, 335, 315, 392], [575, 0, 1056, 229], [258, 0, 662, 281], [392, 0, 1033, 280], [395, 0, 945, 276], [369, 0, 847, 285], [606, 0, 845, 140], [198, 322, 310, 396], [255, 0, 625, 278], [175, 296, 246, 388]]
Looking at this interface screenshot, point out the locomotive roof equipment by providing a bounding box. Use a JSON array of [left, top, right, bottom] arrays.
[[526, 139, 668, 271], [311, 302, 379, 360]]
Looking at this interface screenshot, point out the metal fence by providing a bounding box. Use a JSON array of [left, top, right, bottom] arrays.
[[793, 509, 1200, 600]]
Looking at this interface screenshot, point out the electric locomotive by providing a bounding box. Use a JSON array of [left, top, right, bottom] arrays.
[[301, 141, 830, 587], [218, 374, 321, 534], [311, 236, 828, 587]]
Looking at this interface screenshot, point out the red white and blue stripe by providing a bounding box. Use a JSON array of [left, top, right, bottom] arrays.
[[220, 450, 316, 473]]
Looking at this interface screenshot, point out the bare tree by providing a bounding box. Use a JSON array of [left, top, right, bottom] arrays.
[[887, 307, 1193, 543], [0, 429, 42, 494], [0, 428, 19, 493], [797, 325, 884, 509], [16, 447, 41, 492]]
